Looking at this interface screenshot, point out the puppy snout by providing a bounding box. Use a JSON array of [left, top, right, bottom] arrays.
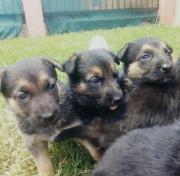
[[112, 95, 122, 105], [41, 109, 58, 120], [160, 63, 172, 73]]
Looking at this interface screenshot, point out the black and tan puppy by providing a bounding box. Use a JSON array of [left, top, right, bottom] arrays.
[[59, 49, 125, 160], [116, 37, 180, 133], [0, 57, 81, 176], [92, 122, 180, 176]]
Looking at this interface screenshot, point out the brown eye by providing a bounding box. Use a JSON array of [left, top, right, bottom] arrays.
[[113, 72, 118, 79], [16, 92, 29, 102], [89, 76, 101, 84], [167, 50, 172, 56], [165, 48, 172, 56], [47, 80, 56, 91]]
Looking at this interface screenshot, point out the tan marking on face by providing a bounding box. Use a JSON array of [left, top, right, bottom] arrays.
[[141, 43, 167, 55], [128, 62, 147, 79], [76, 139, 102, 161], [141, 44, 157, 51], [75, 82, 88, 93], [17, 79, 36, 92], [89, 66, 103, 77], [7, 98, 26, 117]]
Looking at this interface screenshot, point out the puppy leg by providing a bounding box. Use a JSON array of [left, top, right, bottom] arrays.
[[76, 139, 102, 161], [24, 137, 54, 176]]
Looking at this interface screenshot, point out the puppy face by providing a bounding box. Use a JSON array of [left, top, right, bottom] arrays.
[[62, 49, 123, 110], [0, 58, 63, 127], [118, 37, 174, 84]]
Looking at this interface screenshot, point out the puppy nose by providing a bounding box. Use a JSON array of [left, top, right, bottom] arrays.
[[161, 64, 172, 73], [112, 96, 122, 105]]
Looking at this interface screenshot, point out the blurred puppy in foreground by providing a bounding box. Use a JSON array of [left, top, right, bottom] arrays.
[[92, 121, 180, 176]]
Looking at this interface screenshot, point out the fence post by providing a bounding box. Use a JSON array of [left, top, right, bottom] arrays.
[[175, 0, 180, 25], [159, 0, 178, 25], [22, 0, 46, 37]]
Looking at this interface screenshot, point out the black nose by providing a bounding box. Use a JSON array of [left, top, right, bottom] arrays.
[[112, 96, 122, 105], [41, 110, 58, 120], [160, 64, 172, 73]]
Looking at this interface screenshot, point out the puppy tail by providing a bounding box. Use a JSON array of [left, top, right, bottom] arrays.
[[88, 35, 108, 50]]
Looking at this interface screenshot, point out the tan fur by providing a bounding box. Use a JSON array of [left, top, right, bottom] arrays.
[[75, 82, 88, 93], [128, 62, 146, 79], [76, 139, 101, 161], [7, 98, 26, 117], [35, 147, 54, 176], [89, 66, 103, 77], [23, 136, 54, 176], [141, 44, 157, 51], [17, 79, 36, 92]]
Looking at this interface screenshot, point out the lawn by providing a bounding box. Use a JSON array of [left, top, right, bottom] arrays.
[[0, 25, 180, 176]]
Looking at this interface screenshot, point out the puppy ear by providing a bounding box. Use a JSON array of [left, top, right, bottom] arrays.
[[117, 43, 130, 63], [166, 43, 173, 54], [61, 53, 80, 74], [0, 68, 5, 92], [42, 58, 63, 71], [107, 50, 120, 65]]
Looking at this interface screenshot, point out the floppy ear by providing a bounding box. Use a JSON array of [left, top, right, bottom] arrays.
[[166, 43, 173, 54], [42, 57, 63, 71], [107, 50, 121, 65], [61, 53, 80, 74], [117, 43, 130, 63]]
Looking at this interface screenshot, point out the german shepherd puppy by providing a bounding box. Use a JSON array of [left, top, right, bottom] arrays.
[[92, 122, 180, 176], [0, 57, 81, 176], [59, 49, 125, 160], [116, 37, 180, 133]]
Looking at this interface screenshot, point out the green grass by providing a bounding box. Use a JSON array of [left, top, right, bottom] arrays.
[[0, 24, 180, 176]]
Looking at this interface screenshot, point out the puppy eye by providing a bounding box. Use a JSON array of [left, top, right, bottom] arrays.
[[165, 50, 172, 56], [16, 92, 29, 102], [140, 53, 151, 60], [89, 76, 101, 84], [113, 72, 118, 79], [47, 80, 56, 91], [47, 82, 56, 91]]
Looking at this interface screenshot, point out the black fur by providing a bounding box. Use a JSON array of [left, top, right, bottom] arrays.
[[57, 49, 126, 157], [92, 122, 180, 176], [117, 37, 180, 133]]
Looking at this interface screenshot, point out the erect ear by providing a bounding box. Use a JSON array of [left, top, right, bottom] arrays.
[[42, 57, 63, 71], [107, 50, 121, 65], [61, 53, 80, 75], [117, 43, 130, 63]]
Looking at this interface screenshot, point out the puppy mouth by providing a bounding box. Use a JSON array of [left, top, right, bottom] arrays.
[[144, 73, 175, 84], [109, 105, 118, 111]]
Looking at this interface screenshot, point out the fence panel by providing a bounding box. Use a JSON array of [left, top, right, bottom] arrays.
[[42, 0, 159, 34], [0, 0, 23, 39]]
